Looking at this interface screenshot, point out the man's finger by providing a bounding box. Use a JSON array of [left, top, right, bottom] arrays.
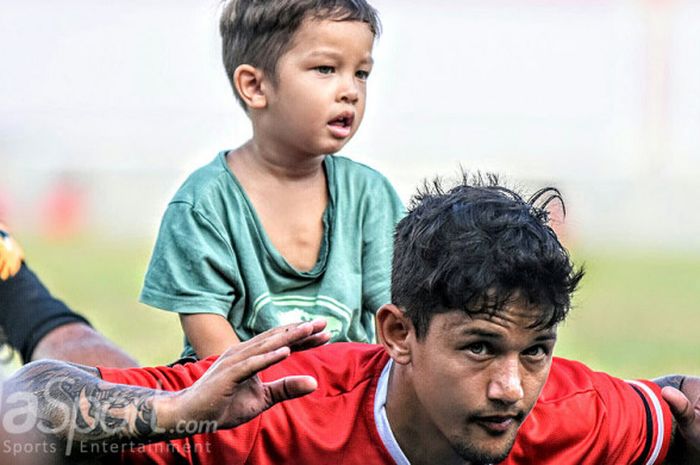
[[290, 331, 332, 352], [248, 320, 327, 350], [662, 386, 694, 427], [265, 376, 318, 405], [222, 321, 326, 366], [231, 346, 292, 382]]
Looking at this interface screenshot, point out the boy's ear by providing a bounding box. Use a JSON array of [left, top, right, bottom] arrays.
[[233, 64, 267, 109], [377, 304, 413, 365]]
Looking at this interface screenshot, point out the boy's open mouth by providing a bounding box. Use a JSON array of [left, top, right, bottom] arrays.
[[327, 112, 354, 138]]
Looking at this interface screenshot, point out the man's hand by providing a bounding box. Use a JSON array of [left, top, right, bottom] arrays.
[[3, 319, 329, 459], [661, 377, 700, 463], [166, 320, 331, 431]]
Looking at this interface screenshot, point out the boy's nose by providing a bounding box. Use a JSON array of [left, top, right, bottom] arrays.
[[337, 76, 360, 104]]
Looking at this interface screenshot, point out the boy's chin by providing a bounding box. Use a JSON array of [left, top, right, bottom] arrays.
[[318, 137, 352, 155]]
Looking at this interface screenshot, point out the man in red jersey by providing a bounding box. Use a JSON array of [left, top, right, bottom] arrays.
[[4, 174, 700, 464]]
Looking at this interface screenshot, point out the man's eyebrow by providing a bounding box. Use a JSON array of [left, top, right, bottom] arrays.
[[458, 328, 503, 339], [534, 332, 557, 342], [456, 328, 557, 341]]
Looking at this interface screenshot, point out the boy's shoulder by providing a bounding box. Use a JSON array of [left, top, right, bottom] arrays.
[[170, 151, 232, 206], [327, 155, 395, 190]]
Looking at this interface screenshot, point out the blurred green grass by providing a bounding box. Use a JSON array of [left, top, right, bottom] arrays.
[[20, 235, 182, 367], [15, 236, 700, 379], [558, 249, 700, 378]]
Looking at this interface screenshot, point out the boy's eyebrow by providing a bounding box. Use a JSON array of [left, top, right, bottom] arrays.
[[305, 50, 374, 65]]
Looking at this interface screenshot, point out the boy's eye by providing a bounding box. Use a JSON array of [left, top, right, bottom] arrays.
[[355, 70, 370, 80], [315, 66, 335, 74]]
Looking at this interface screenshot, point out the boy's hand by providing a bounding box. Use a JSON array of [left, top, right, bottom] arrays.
[[169, 320, 330, 431], [0, 223, 24, 281]]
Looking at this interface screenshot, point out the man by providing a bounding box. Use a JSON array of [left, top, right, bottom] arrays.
[[3, 175, 700, 464]]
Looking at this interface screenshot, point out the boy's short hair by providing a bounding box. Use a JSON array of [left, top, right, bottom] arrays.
[[392, 173, 584, 339], [220, 0, 381, 109]]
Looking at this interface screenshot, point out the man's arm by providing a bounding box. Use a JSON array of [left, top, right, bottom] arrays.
[[3, 320, 329, 456], [655, 375, 700, 464], [4, 360, 170, 446]]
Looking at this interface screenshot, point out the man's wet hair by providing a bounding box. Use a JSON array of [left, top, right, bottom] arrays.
[[392, 173, 584, 338], [220, 0, 381, 109]]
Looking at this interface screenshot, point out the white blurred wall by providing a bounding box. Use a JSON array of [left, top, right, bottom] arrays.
[[1, 0, 699, 248]]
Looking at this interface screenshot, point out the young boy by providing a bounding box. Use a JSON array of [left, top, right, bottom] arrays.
[[141, 0, 404, 359]]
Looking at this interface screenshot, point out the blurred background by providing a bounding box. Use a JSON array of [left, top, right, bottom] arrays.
[[1, 0, 698, 376]]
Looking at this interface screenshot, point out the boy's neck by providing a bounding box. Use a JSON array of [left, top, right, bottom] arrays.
[[232, 139, 326, 181]]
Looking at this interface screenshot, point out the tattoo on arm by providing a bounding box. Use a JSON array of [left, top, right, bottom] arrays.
[[6, 360, 169, 446], [653, 374, 686, 391]]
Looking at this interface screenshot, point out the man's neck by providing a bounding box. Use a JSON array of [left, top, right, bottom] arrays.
[[385, 365, 471, 465]]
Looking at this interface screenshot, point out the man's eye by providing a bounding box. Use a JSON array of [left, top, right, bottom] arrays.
[[523, 345, 548, 358], [315, 66, 335, 74], [355, 70, 370, 80], [466, 342, 488, 356]]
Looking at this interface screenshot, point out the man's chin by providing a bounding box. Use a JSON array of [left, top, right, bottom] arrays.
[[451, 429, 518, 464]]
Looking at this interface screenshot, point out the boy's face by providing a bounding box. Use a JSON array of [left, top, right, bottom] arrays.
[[403, 303, 557, 463], [260, 18, 374, 156]]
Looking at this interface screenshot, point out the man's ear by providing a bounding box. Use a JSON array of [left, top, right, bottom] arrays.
[[377, 304, 413, 365], [233, 64, 267, 109]]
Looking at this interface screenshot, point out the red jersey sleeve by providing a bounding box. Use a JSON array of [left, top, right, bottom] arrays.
[[508, 358, 673, 465], [591, 375, 672, 465]]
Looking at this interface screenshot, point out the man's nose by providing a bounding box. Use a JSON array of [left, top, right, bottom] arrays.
[[487, 357, 525, 405]]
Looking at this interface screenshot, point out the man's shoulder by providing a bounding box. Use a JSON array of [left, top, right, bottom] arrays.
[[262, 343, 388, 396], [101, 344, 389, 396], [538, 357, 599, 402]]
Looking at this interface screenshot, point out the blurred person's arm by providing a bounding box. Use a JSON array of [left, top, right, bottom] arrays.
[[656, 375, 700, 464], [180, 313, 242, 359], [31, 322, 137, 367], [1, 224, 137, 367]]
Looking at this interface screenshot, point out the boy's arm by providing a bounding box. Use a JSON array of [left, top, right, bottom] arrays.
[[180, 313, 242, 359], [656, 375, 700, 464]]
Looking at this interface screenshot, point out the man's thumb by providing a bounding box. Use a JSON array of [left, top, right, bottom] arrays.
[[662, 386, 693, 427]]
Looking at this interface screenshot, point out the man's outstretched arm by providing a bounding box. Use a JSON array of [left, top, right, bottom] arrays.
[[655, 375, 700, 464], [2, 320, 329, 457]]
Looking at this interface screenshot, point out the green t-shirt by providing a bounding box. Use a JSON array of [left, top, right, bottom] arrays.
[[141, 152, 405, 357]]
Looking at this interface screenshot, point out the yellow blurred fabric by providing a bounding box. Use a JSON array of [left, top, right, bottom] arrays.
[[0, 223, 24, 281]]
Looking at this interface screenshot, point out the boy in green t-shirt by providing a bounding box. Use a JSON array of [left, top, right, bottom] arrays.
[[141, 0, 404, 359]]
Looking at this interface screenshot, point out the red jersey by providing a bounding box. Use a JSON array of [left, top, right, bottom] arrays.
[[99, 343, 672, 465]]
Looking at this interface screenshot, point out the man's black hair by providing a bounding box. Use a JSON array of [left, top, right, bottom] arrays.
[[392, 172, 584, 338]]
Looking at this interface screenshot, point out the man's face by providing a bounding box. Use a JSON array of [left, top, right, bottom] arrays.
[[408, 303, 557, 464], [260, 18, 374, 157]]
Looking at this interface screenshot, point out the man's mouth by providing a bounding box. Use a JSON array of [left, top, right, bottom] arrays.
[[327, 112, 354, 138], [472, 412, 524, 435]]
